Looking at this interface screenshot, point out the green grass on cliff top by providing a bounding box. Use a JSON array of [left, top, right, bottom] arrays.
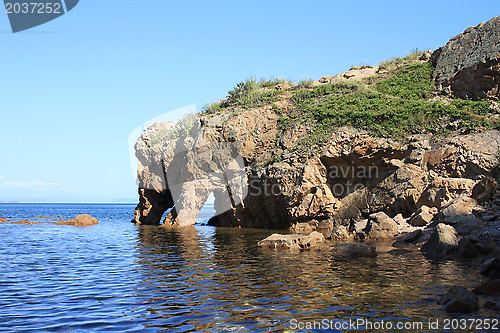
[[202, 52, 496, 158]]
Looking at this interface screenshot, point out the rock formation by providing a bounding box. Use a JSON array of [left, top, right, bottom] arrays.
[[433, 16, 500, 100], [133, 16, 500, 254]]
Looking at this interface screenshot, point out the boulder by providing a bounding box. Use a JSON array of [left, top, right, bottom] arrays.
[[480, 258, 500, 278], [326, 225, 350, 242], [421, 223, 458, 256], [352, 219, 368, 234], [419, 176, 476, 209], [478, 241, 498, 255], [422, 131, 500, 179], [393, 213, 405, 225], [364, 212, 399, 241], [0, 218, 7, 223], [56, 214, 99, 227], [473, 279, 500, 296], [393, 229, 425, 248], [439, 286, 479, 313], [408, 205, 437, 226], [457, 237, 480, 260], [439, 196, 478, 224], [370, 165, 428, 217], [454, 214, 484, 236], [403, 229, 423, 244], [332, 243, 377, 259], [258, 231, 325, 250], [472, 176, 497, 204]]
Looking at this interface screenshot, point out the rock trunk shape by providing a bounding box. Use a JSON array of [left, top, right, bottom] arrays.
[[133, 18, 500, 230]]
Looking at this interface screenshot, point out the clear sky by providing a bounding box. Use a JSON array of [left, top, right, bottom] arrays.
[[0, 0, 498, 203]]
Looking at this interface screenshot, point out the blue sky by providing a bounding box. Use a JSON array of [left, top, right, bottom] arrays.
[[0, 1, 498, 203]]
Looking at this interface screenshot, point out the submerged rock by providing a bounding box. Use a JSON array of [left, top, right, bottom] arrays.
[[332, 243, 377, 259], [473, 279, 500, 296], [439, 286, 479, 313], [11, 220, 39, 225], [56, 214, 99, 227], [258, 231, 325, 250], [0, 218, 7, 223]]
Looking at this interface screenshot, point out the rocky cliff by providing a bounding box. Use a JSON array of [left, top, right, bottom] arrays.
[[133, 17, 500, 245]]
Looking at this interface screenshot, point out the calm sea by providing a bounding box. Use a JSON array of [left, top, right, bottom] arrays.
[[0, 203, 495, 332]]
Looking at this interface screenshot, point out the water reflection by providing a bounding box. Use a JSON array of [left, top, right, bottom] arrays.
[[134, 226, 489, 332]]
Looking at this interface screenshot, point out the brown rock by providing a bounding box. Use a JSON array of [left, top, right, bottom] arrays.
[[439, 196, 478, 223], [289, 158, 338, 220], [472, 176, 497, 204], [423, 131, 500, 179], [289, 222, 315, 234], [258, 231, 325, 250], [392, 213, 405, 225], [57, 214, 99, 227], [403, 229, 423, 243], [408, 205, 437, 226], [371, 165, 428, 217], [418, 176, 476, 208], [0, 218, 7, 223], [326, 225, 350, 242], [11, 220, 39, 225], [421, 223, 458, 256], [364, 212, 399, 241]]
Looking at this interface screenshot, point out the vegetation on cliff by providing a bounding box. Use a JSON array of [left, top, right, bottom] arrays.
[[202, 51, 495, 159]]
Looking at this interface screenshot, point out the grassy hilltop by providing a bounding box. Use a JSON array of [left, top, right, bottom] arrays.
[[201, 50, 495, 159]]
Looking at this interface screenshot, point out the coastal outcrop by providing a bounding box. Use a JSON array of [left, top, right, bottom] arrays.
[[133, 17, 500, 259], [56, 214, 99, 227], [433, 16, 500, 100]]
